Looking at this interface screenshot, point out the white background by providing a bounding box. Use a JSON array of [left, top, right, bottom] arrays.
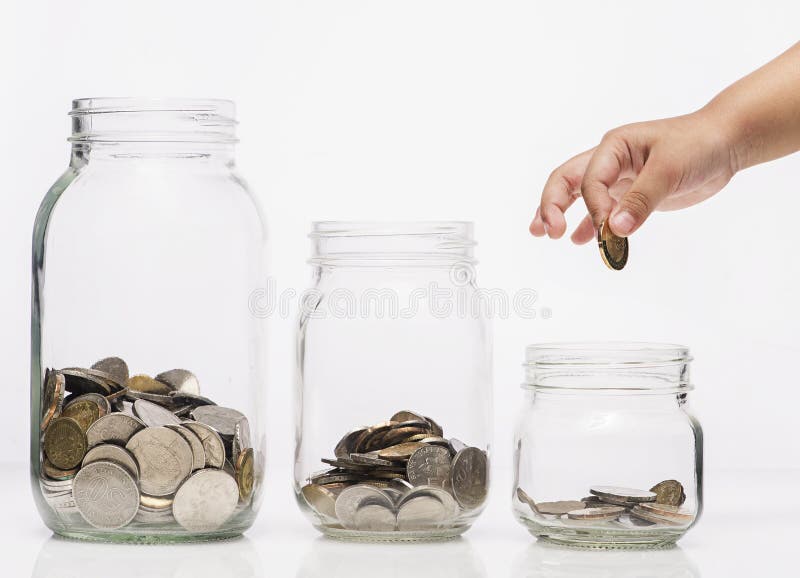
[[2, 1, 799, 576]]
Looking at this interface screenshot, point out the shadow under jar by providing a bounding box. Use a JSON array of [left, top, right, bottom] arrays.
[[513, 343, 703, 549], [30, 98, 268, 543], [295, 222, 492, 541]]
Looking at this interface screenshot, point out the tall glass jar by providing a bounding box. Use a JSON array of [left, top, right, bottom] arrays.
[[294, 222, 492, 541], [513, 343, 703, 549], [30, 98, 268, 543]]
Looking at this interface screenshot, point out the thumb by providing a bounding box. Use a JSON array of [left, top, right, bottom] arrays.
[[608, 162, 675, 237]]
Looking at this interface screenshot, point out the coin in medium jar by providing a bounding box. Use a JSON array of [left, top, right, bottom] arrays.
[[590, 486, 657, 503], [402, 485, 459, 520], [44, 417, 88, 470], [406, 445, 452, 488], [232, 417, 252, 464], [91, 357, 130, 385], [450, 447, 488, 509], [301, 484, 338, 519], [61, 368, 115, 395], [377, 442, 425, 461], [396, 495, 447, 531], [650, 479, 686, 506], [636, 501, 695, 522], [62, 393, 110, 431], [172, 468, 239, 532], [132, 399, 182, 427], [354, 503, 396, 532], [73, 460, 140, 529], [82, 443, 140, 480], [155, 369, 201, 395], [86, 413, 146, 447], [191, 405, 246, 437], [182, 421, 226, 469], [334, 484, 393, 529], [334, 427, 367, 460], [597, 220, 629, 270], [126, 426, 193, 496]]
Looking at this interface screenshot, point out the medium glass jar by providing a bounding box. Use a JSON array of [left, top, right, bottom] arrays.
[[294, 222, 492, 541], [30, 98, 268, 543], [513, 343, 703, 549]]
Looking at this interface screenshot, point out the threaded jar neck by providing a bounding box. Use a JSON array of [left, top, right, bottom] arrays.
[[524, 342, 693, 394], [69, 98, 238, 144], [309, 221, 477, 266]]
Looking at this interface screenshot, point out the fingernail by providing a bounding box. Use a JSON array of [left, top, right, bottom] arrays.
[[610, 211, 636, 236], [543, 222, 550, 236]]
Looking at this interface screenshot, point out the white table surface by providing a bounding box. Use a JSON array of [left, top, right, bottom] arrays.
[[4, 462, 797, 578]]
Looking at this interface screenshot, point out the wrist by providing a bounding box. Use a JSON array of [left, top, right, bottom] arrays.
[[697, 96, 753, 174]]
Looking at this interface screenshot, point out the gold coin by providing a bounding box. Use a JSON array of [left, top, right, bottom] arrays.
[[377, 441, 425, 461], [597, 220, 628, 270], [235, 447, 255, 502], [125, 374, 172, 395], [41, 370, 65, 432], [62, 400, 101, 432], [140, 494, 174, 510], [42, 458, 79, 480], [43, 416, 88, 470]]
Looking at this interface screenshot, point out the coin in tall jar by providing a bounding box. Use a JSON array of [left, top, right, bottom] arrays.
[[43, 417, 88, 470], [450, 447, 488, 509], [172, 469, 239, 532]]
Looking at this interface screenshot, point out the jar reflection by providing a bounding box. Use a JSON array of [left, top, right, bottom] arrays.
[[32, 536, 264, 578], [512, 541, 700, 578], [296, 537, 487, 578]]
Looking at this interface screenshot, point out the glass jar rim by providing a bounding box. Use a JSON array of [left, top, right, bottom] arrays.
[[69, 97, 236, 116], [524, 342, 693, 393], [310, 221, 474, 238]]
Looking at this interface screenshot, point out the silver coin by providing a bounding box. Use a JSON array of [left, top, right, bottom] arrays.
[[155, 368, 201, 395], [590, 486, 657, 503], [396, 495, 447, 531], [448, 438, 468, 454], [82, 444, 139, 480], [232, 417, 252, 465], [450, 447, 488, 510], [133, 399, 182, 427], [334, 484, 393, 529], [182, 421, 226, 469], [86, 413, 146, 447], [191, 405, 245, 437], [353, 503, 396, 532], [350, 453, 393, 467], [406, 445, 452, 488], [91, 357, 130, 385], [629, 505, 684, 526], [125, 389, 178, 407], [166, 424, 206, 470], [402, 485, 459, 520], [172, 468, 239, 532], [73, 460, 140, 529], [390, 478, 415, 492], [125, 426, 193, 496], [567, 506, 626, 521], [533, 500, 587, 515]]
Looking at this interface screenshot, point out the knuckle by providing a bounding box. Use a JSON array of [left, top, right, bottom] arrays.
[[622, 189, 652, 218]]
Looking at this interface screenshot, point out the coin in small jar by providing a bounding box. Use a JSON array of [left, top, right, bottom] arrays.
[[566, 506, 626, 521], [597, 220, 629, 270], [650, 479, 686, 506]]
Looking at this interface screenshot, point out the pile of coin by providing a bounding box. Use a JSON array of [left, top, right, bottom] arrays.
[[37, 357, 257, 532], [517, 480, 694, 528], [300, 410, 488, 532]]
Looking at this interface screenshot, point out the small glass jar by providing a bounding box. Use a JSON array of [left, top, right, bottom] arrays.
[[294, 222, 492, 541], [513, 343, 703, 549], [30, 98, 268, 543]]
